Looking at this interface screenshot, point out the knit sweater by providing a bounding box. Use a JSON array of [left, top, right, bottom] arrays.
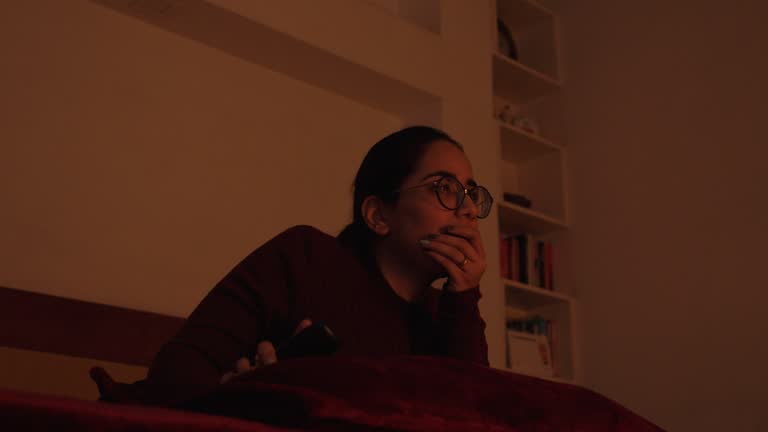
[[146, 225, 488, 403]]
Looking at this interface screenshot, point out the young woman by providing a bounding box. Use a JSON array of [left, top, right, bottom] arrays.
[[129, 126, 494, 404]]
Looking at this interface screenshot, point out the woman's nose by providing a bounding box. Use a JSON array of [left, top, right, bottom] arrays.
[[457, 193, 480, 220]]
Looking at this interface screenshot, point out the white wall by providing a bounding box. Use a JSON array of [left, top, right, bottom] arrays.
[[558, 1, 768, 430], [0, 1, 407, 316], [0, 0, 507, 377]]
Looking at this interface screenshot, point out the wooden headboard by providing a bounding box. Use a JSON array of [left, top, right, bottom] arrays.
[[0, 286, 185, 400]]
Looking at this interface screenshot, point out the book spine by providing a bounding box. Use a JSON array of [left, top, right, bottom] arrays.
[[526, 234, 535, 286], [511, 237, 520, 281], [537, 241, 545, 288], [549, 242, 555, 291], [499, 236, 510, 279], [517, 234, 528, 284], [543, 241, 551, 290]]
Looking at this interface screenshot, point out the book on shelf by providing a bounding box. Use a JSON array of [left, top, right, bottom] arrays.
[[520, 234, 530, 285], [507, 315, 549, 335], [499, 235, 509, 280], [506, 329, 553, 377], [544, 241, 553, 291], [506, 316, 558, 378], [499, 234, 554, 290], [510, 236, 519, 281]]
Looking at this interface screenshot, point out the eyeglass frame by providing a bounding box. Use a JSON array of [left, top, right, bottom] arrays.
[[392, 175, 494, 219]]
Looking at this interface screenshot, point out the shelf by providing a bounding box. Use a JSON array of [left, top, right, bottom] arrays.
[[497, 0, 555, 31], [499, 121, 562, 163], [492, 52, 560, 104], [498, 202, 567, 235], [504, 279, 571, 309]]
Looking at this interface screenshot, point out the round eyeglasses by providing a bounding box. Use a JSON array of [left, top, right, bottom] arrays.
[[394, 176, 494, 219]]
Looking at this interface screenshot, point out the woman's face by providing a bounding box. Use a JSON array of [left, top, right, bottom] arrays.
[[381, 139, 482, 276]]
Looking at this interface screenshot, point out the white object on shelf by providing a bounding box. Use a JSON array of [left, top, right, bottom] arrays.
[[506, 329, 553, 377]]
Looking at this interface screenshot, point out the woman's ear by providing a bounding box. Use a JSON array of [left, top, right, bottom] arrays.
[[361, 196, 390, 236]]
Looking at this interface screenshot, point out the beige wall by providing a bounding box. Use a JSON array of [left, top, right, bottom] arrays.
[[0, 1, 402, 316], [0, 0, 507, 396], [558, 1, 768, 430]]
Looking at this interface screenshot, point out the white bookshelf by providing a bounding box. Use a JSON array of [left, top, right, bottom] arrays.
[[492, 53, 561, 104], [496, 0, 555, 27], [498, 201, 567, 235], [504, 279, 571, 308], [493, 0, 576, 383], [499, 121, 563, 162]]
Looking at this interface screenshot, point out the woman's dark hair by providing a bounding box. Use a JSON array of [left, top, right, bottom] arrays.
[[337, 125, 463, 256]]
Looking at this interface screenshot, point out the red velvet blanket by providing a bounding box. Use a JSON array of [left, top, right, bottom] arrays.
[[3, 356, 664, 431], [1, 388, 295, 432]]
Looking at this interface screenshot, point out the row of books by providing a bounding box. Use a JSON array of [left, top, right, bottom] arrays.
[[499, 234, 554, 290], [507, 315, 552, 335], [506, 316, 559, 377]]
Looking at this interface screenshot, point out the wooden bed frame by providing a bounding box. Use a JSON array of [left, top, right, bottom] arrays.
[[0, 286, 663, 431], [0, 286, 185, 400]]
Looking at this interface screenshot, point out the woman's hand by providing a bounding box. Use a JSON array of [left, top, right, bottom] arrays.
[[419, 226, 486, 292], [220, 319, 312, 384]]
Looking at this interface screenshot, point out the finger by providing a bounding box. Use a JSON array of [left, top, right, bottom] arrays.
[[235, 357, 251, 373], [257, 341, 277, 366], [220, 371, 234, 384], [421, 235, 478, 267], [441, 225, 484, 258], [432, 234, 481, 262], [293, 318, 313, 336], [443, 226, 485, 258]]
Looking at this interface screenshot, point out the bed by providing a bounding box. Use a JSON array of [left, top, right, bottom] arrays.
[[0, 286, 663, 431]]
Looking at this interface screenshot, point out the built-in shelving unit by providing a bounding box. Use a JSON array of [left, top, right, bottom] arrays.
[[493, 0, 576, 383]]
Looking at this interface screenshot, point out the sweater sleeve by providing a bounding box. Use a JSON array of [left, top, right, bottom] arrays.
[[143, 226, 310, 405], [435, 286, 489, 366]]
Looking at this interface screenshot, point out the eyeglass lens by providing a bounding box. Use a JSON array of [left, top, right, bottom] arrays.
[[435, 177, 492, 218]]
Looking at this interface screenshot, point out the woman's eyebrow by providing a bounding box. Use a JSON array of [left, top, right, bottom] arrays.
[[420, 171, 478, 187], [419, 170, 454, 181]]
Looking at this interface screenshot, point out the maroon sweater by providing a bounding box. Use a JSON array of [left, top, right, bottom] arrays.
[[145, 225, 488, 404]]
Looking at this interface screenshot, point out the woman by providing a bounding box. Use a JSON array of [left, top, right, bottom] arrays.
[[121, 126, 494, 405]]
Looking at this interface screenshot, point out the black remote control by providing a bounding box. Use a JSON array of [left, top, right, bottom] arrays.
[[275, 322, 338, 360]]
